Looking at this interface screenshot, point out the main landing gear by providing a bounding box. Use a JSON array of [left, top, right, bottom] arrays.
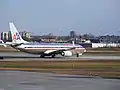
[[76, 53, 82, 57], [76, 53, 79, 57], [40, 54, 56, 58], [51, 54, 55, 58], [40, 54, 45, 58]]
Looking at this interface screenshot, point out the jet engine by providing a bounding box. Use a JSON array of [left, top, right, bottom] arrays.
[[61, 51, 72, 56]]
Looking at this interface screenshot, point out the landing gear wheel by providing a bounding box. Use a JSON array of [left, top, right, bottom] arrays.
[[51, 54, 55, 58], [40, 54, 45, 58], [76, 53, 79, 57]]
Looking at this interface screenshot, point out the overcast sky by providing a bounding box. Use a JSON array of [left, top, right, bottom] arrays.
[[0, 0, 120, 36]]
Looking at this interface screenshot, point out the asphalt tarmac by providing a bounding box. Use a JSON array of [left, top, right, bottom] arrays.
[[0, 52, 120, 90], [1, 52, 120, 61], [0, 71, 119, 90]]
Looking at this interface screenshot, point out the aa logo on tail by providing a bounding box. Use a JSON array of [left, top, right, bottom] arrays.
[[13, 33, 20, 40]]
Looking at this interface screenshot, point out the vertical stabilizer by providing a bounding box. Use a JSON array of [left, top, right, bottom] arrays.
[[9, 22, 28, 44]]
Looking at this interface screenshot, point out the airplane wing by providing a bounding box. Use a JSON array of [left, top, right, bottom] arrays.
[[44, 41, 76, 55], [44, 47, 76, 55]]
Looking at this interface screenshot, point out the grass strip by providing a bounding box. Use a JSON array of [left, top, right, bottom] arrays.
[[0, 60, 120, 78]]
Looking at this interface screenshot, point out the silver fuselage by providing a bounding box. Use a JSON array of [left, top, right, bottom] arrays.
[[13, 43, 86, 55]]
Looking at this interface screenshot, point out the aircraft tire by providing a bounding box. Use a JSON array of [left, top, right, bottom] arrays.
[[40, 54, 45, 58], [76, 53, 79, 57], [51, 54, 55, 58]]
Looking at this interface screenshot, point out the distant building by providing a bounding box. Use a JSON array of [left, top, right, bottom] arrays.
[[25, 32, 31, 39], [19, 31, 31, 39], [1, 31, 12, 42], [1, 32, 4, 40], [1, 31, 30, 42], [99, 35, 120, 43], [40, 34, 56, 42], [70, 31, 76, 38], [8, 31, 12, 41]]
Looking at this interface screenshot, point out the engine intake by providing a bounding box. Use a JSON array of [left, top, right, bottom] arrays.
[[61, 51, 72, 56]]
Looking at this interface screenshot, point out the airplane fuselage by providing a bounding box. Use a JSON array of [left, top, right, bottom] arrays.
[[6, 22, 86, 58], [13, 43, 86, 56]]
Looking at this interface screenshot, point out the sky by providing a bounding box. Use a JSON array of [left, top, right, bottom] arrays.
[[0, 0, 120, 36]]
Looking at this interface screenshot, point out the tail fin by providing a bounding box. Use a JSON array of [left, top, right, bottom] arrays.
[[9, 22, 29, 44]]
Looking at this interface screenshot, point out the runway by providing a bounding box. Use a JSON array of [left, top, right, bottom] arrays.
[[0, 52, 120, 90], [0, 71, 120, 90], [1, 52, 120, 61]]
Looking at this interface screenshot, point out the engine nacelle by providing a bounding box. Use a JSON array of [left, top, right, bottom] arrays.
[[61, 51, 72, 56]]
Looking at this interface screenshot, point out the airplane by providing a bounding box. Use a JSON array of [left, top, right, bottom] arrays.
[[1, 22, 86, 58]]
